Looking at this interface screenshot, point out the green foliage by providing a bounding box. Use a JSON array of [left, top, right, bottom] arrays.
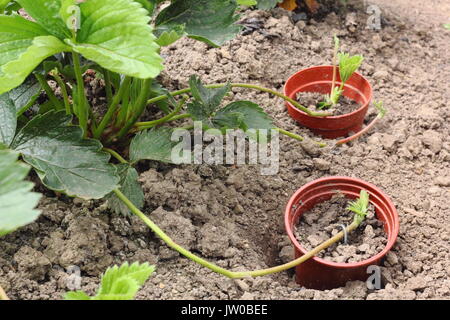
[[444, 23, 450, 30], [256, 0, 282, 10], [155, 0, 243, 47], [106, 164, 144, 216], [10, 111, 119, 199], [130, 127, 179, 163], [65, 262, 155, 300], [155, 25, 186, 47], [338, 53, 364, 83], [3, 76, 41, 112], [0, 95, 17, 146], [0, 149, 41, 237], [188, 76, 231, 123], [214, 101, 275, 132], [187, 76, 274, 134], [68, 0, 163, 79], [374, 101, 386, 118], [237, 0, 257, 5], [347, 190, 370, 226], [0, 0, 163, 94], [0, 0, 19, 13]]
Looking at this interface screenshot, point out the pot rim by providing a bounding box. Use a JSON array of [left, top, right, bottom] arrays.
[[284, 176, 399, 268], [284, 65, 373, 120]]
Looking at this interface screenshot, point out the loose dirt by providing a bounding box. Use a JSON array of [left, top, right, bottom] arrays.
[[297, 91, 361, 115], [1, 0, 449, 300]]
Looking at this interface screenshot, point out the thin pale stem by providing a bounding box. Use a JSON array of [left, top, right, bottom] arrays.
[[135, 96, 188, 130], [103, 148, 129, 164], [116, 79, 152, 139], [51, 71, 71, 115], [16, 94, 39, 117], [331, 37, 339, 96], [72, 52, 88, 136], [35, 74, 64, 111], [115, 189, 359, 279], [277, 128, 327, 147], [147, 83, 331, 117], [336, 114, 382, 146], [94, 76, 132, 139]]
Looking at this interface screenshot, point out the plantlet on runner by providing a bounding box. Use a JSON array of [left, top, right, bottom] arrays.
[[317, 36, 364, 110]]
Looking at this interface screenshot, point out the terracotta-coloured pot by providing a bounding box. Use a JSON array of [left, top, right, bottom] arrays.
[[283, 66, 373, 139], [285, 176, 399, 290]]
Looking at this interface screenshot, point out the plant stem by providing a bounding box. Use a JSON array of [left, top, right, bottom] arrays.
[[147, 83, 331, 117], [103, 148, 129, 164], [16, 94, 39, 117], [72, 52, 88, 136], [0, 284, 9, 300], [232, 221, 359, 278], [35, 74, 64, 111], [113, 189, 235, 278], [103, 69, 113, 105], [335, 114, 381, 146], [51, 71, 71, 115], [94, 76, 132, 139], [276, 128, 327, 147], [115, 189, 359, 279], [331, 36, 339, 96], [116, 79, 152, 139], [135, 96, 188, 129]]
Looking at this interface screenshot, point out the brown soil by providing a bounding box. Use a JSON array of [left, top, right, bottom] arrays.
[[1, 0, 450, 300], [294, 193, 387, 263], [297, 91, 361, 115]]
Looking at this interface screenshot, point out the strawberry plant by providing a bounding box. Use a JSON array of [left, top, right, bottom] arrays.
[[0, 0, 339, 297]]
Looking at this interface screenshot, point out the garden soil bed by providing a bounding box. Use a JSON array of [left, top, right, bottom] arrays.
[[294, 193, 387, 263], [1, 0, 449, 300]]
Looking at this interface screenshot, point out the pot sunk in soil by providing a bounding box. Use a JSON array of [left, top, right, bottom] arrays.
[[285, 176, 399, 290], [284, 66, 373, 139]]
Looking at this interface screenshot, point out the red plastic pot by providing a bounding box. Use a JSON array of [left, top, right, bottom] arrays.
[[283, 66, 373, 139], [285, 176, 399, 290]]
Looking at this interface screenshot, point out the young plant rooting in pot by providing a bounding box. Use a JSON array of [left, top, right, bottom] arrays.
[[317, 36, 364, 111]]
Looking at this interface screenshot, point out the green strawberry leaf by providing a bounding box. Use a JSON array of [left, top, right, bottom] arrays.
[[0, 15, 70, 94], [17, 0, 72, 39], [65, 262, 155, 300], [187, 75, 231, 122], [1, 75, 41, 115], [0, 149, 41, 237], [130, 127, 178, 164], [338, 53, 364, 83], [64, 291, 92, 300], [10, 111, 119, 199], [106, 164, 144, 216], [0, 95, 17, 147], [213, 101, 275, 132], [155, 24, 187, 47], [98, 262, 155, 295], [67, 0, 163, 79], [155, 0, 243, 47]]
